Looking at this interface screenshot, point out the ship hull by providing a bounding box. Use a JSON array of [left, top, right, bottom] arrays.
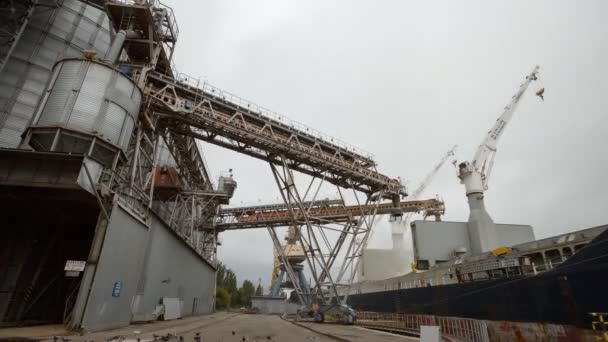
[[347, 227, 608, 328]]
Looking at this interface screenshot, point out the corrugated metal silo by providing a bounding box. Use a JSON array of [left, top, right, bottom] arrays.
[[30, 58, 141, 155], [0, 0, 112, 148]]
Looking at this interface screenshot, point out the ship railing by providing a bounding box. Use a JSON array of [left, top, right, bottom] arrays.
[[527, 260, 565, 275], [356, 311, 490, 342]]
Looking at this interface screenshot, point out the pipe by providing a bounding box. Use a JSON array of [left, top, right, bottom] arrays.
[[103, 30, 139, 64]]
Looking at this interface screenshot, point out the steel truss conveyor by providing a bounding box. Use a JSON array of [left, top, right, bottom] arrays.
[[215, 199, 443, 231], [145, 72, 405, 196]]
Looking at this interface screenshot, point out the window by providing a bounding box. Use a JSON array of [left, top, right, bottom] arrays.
[[562, 246, 573, 259], [574, 244, 586, 252]]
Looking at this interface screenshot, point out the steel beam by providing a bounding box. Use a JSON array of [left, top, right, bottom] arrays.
[[213, 199, 443, 231]]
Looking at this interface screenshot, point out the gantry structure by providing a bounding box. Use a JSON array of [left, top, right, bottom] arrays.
[[100, 0, 439, 321]]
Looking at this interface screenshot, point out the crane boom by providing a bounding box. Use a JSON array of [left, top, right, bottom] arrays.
[[410, 145, 458, 200], [401, 145, 457, 225], [472, 65, 539, 174], [460, 66, 540, 194]]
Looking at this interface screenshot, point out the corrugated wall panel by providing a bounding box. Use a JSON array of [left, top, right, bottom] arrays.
[[38, 62, 80, 126], [70, 63, 110, 134], [34, 59, 141, 150], [103, 102, 126, 145], [0, 0, 112, 148]]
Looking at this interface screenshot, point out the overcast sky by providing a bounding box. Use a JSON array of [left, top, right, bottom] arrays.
[[163, 0, 608, 289]]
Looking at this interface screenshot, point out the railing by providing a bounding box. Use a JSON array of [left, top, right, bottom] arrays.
[[529, 260, 565, 274], [219, 198, 343, 215], [356, 311, 490, 342], [168, 71, 376, 162], [107, 0, 157, 6], [158, 1, 179, 39]]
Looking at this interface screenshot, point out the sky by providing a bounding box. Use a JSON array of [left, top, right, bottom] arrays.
[[163, 0, 608, 289]]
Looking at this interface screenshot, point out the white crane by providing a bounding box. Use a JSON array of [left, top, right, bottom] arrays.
[[458, 66, 541, 195], [357, 146, 457, 259], [457, 66, 542, 254], [401, 145, 457, 226]]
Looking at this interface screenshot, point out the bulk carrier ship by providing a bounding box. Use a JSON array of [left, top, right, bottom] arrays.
[[347, 223, 608, 327], [340, 67, 608, 330]]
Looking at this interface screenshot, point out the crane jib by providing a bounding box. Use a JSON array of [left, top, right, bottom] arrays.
[[489, 119, 507, 141]]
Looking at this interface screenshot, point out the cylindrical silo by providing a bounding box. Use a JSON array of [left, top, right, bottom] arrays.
[[26, 58, 142, 166], [0, 0, 112, 148]]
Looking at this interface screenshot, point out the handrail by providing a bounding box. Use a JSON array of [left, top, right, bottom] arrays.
[[167, 71, 376, 162], [356, 311, 490, 342]]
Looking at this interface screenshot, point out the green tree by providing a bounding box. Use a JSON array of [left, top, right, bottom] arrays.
[[216, 288, 230, 310], [216, 263, 226, 287], [241, 280, 256, 307], [224, 269, 238, 306], [255, 283, 263, 296], [234, 288, 244, 307], [215, 263, 240, 308]]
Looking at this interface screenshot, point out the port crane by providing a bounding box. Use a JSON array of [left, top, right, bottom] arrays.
[[402, 145, 457, 225], [356, 147, 454, 254], [457, 66, 542, 253]]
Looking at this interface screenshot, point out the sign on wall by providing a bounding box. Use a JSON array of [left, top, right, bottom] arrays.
[[64, 260, 86, 277], [64, 260, 86, 272], [112, 281, 123, 297]]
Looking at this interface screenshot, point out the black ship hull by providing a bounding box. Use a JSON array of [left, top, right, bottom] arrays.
[[347, 228, 608, 328]]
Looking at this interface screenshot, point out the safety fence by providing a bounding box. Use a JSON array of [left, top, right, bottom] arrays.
[[355, 311, 490, 342]]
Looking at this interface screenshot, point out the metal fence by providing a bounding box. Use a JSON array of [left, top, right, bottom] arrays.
[[356, 311, 490, 342]]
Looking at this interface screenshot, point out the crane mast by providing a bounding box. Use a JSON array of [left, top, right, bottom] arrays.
[[457, 66, 541, 254]]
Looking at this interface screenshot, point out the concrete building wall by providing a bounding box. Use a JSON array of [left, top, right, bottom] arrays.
[[81, 205, 148, 331], [80, 203, 216, 331], [131, 213, 216, 320]]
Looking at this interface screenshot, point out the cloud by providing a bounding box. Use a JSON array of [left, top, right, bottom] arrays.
[[164, 0, 608, 288]]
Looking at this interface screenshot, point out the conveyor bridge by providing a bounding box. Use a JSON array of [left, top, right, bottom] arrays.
[[215, 199, 443, 231], [145, 71, 405, 196]]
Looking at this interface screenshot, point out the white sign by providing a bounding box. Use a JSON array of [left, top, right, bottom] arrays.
[[64, 260, 86, 272], [420, 325, 441, 342]]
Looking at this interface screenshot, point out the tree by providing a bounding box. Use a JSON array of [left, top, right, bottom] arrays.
[[255, 283, 263, 296], [234, 288, 244, 307], [215, 263, 239, 308], [241, 280, 256, 307], [224, 270, 238, 307], [214, 264, 258, 308], [216, 288, 230, 309], [216, 263, 226, 288]]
